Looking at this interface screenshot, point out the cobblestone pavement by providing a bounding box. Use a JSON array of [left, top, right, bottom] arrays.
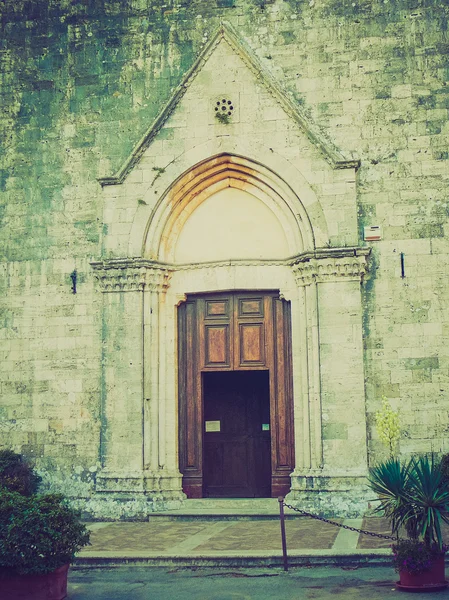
[[358, 519, 449, 549], [78, 515, 449, 564], [358, 518, 395, 549], [82, 516, 387, 556]]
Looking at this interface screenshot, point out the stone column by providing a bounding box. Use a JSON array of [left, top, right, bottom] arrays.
[[288, 249, 371, 515], [91, 259, 184, 502], [91, 261, 149, 490], [290, 263, 323, 475], [142, 270, 185, 501], [314, 253, 369, 475]]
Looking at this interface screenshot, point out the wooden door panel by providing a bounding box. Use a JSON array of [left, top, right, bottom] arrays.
[[205, 299, 230, 317], [203, 371, 251, 497], [222, 440, 251, 494], [238, 323, 265, 366], [253, 437, 272, 497], [200, 297, 233, 370], [205, 324, 231, 367], [273, 299, 289, 468], [203, 440, 224, 489], [186, 301, 199, 470], [203, 371, 270, 498], [238, 297, 264, 318], [235, 295, 266, 369], [271, 298, 295, 497], [178, 300, 203, 498]]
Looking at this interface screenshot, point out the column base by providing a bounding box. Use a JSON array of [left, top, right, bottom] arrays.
[[85, 469, 186, 519], [285, 471, 371, 518]]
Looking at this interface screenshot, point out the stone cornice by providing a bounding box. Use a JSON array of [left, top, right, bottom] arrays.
[[90, 259, 172, 293], [292, 248, 370, 286]]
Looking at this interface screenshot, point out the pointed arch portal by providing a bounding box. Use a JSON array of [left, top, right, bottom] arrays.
[[91, 24, 371, 509]]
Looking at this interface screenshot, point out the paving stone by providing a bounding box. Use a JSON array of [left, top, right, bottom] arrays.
[[84, 517, 341, 554]]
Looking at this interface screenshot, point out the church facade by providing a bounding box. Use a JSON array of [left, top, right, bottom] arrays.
[[1, 0, 448, 518]]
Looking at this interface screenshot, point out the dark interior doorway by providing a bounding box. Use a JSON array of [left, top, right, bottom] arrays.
[[203, 371, 271, 498]]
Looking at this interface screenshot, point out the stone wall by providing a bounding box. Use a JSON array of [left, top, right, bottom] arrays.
[[1, 0, 449, 514]]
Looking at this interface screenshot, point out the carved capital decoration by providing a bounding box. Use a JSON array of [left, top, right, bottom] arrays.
[[91, 259, 172, 293], [291, 248, 370, 287]]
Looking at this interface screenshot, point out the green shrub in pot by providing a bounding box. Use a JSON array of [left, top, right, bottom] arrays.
[[0, 489, 90, 576]]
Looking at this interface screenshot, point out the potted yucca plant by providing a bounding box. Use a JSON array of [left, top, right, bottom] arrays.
[[0, 450, 90, 600], [368, 455, 449, 592]]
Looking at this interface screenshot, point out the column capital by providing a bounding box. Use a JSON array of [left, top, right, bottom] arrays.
[[291, 248, 370, 286], [91, 258, 172, 293]]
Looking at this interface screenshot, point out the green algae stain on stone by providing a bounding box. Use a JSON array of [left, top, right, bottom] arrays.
[[404, 357, 439, 371]]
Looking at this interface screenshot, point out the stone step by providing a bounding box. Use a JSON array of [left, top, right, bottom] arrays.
[[181, 498, 281, 509], [149, 498, 303, 521]]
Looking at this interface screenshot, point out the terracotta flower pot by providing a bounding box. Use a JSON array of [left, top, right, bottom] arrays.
[[397, 555, 448, 592], [0, 563, 69, 600]]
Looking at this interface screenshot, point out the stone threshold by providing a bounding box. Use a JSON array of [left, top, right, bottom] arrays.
[[149, 498, 304, 520]]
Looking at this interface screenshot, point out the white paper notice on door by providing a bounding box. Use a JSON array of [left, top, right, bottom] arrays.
[[205, 420, 221, 432]]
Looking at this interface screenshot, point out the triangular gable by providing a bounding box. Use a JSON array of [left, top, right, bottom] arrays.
[[99, 21, 359, 186]]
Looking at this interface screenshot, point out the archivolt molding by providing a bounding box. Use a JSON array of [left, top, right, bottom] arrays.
[[91, 259, 172, 293], [292, 248, 370, 286], [145, 153, 315, 261]]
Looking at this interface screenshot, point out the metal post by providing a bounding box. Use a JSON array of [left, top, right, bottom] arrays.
[[278, 496, 288, 572]]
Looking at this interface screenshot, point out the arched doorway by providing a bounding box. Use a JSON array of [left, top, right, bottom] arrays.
[[178, 291, 295, 498], [93, 148, 370, 514]]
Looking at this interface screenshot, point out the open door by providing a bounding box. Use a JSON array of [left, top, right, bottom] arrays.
[[178, 291, 294, 498]]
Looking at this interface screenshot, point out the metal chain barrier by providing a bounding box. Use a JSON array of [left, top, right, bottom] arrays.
[[277, 497, 403, 572], [282, 500, 400, 541]]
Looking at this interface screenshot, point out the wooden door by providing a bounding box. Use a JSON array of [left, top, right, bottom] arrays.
[[203, 371, 271, 498], [178, 291, 294, 498]]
